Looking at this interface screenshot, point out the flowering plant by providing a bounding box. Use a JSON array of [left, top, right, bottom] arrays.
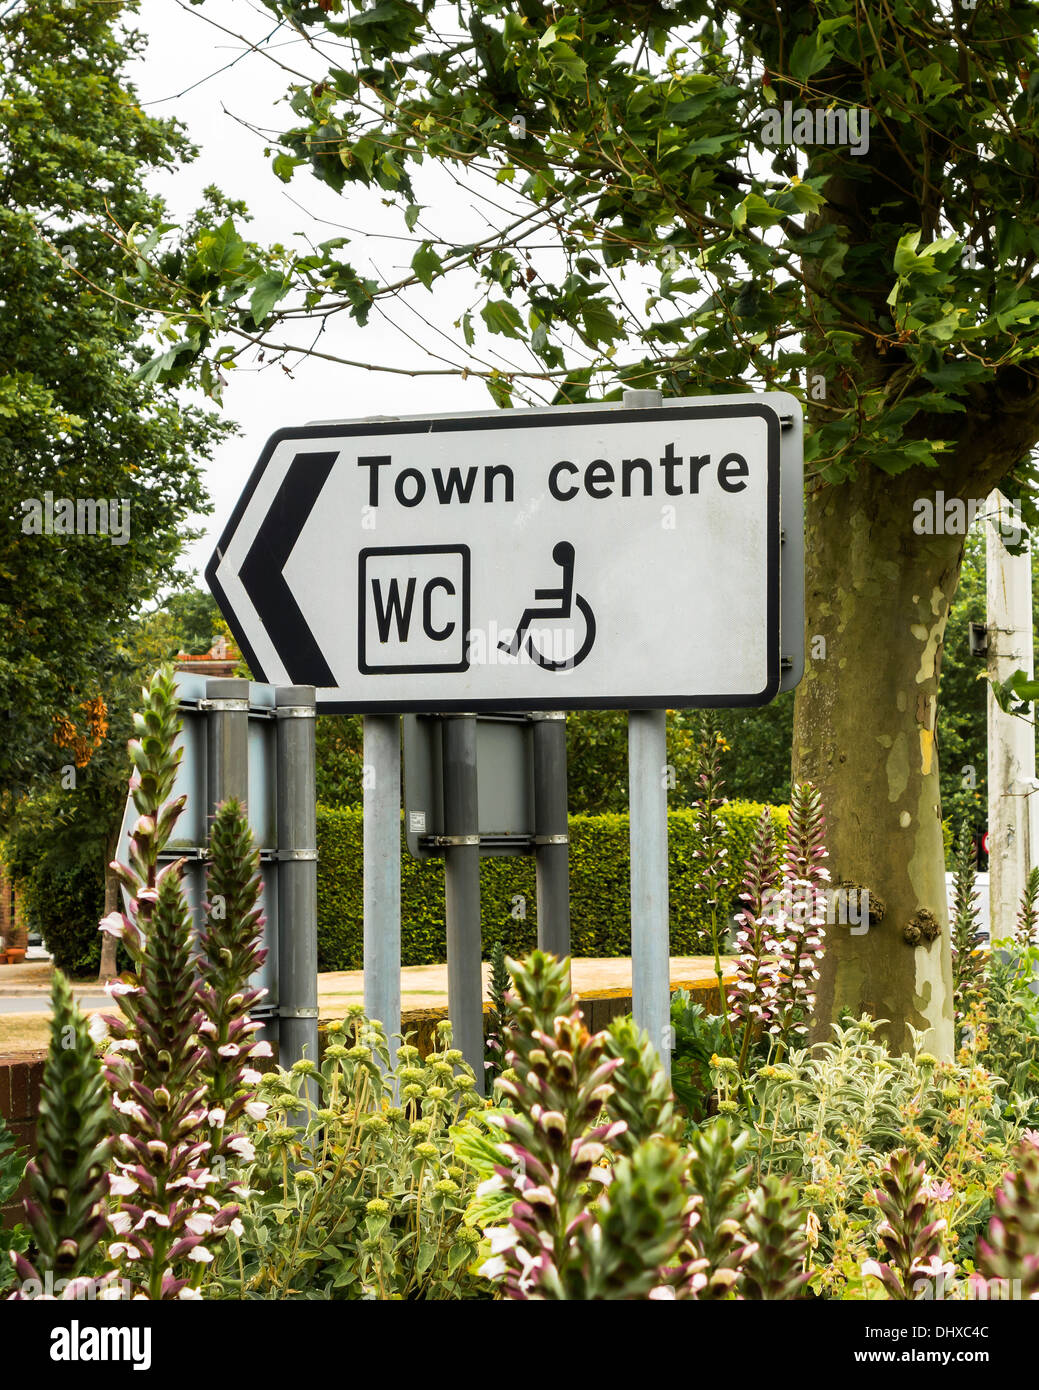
[[206, 1016, 488, 1299]]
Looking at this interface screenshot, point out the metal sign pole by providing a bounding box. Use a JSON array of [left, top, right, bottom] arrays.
[[532, 712, 570, 960], [205, 678, 250, 806], [628, 708, 671, 1076], [442, 714, 485, 1092], [363, 714, 402, 1076], [621, 386, 670, 1075], [275, 686, 319, 1097]]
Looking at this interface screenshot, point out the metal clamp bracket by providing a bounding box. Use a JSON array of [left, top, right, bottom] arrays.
[[528, 711, 566, 722], [275, 706, 316, 719], [534, 834, 569, 846], [279, 1006, 319, 1019], [275, 849, 319, 862], [199, 698, 251, 712], [429, 833, 481, 847]]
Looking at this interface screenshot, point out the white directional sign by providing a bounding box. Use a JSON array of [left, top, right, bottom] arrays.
[[207, 396, 802, 712]]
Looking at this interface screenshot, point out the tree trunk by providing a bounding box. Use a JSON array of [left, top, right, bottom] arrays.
[[98, 821, 121, 983], [793, 467, 963, 1056]]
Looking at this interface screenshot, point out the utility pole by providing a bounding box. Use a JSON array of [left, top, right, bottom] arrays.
[[986, 489, 1038, 937]]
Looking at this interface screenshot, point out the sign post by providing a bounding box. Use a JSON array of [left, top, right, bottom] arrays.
[[208, 394, 802, 1074], [532, 713, 570, 959], [442, 714, 484, 1087], [362, 714, 401, 1075], [275, 686, 319, 1098]]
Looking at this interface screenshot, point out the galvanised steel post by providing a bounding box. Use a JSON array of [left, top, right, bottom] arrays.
[[442, 713, 484, 1092], [532, 712, 570, 961], [275, 686, 319, 1105], [622, 387, 671, 1076], [363, 714, 402, 1079]]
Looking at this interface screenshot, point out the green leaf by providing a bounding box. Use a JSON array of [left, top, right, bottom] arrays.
[[248, 272, 289, 327], [411, 241, 442, 290], [195, 218, 246, 276], [788, 33, 834, 82], [481, 299, 525, 338]]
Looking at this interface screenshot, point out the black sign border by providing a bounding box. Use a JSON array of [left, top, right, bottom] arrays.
[[206, 403, 783, 712]]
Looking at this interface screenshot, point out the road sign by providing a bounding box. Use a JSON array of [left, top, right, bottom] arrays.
[[403, 712, 535, 858], [207, 395, 803, 713]]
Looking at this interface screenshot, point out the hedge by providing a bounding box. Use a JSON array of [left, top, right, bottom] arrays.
[[315, 801, 788, 972], [18, 858, 106, 978]]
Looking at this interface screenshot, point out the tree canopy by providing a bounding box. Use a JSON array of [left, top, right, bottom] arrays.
[[0, 0, 230, 804]]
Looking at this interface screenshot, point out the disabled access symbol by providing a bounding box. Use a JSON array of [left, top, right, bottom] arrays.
[[498, 541, 596, 671]]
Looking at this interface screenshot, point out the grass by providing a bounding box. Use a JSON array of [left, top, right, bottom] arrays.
[[0, 1014, 50, 1056]]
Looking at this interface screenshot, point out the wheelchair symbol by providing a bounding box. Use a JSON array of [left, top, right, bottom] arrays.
[[498, 541, 596, 671]]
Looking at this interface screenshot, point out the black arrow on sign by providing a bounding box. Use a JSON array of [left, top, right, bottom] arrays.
[[237, 450, 338, 686]]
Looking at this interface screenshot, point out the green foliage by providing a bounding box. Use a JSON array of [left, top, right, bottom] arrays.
[[976, 1137, 1039, 1298], [602, 1014, 686, 1154], [684, 1116, 753, 1298], [741, 1175, 809, 1301], [210, 1020, 488, 1299], [714, 1017, 1022, 1293], [951, 820, 985, 1039], [315, 801, 787, 969], [11, 972, 114, 1295], [484, 938, 511, 1082], [315, 714, 364, 806], [983, 941, 1039, 1106], [669, 992, 729, 1122], [861, 1149, 953, 1300], [10, 857, 104, 978], [3, 583, 240, 978], [489, 951, 694, 1299], [0, 1115, 29, 1293], [0, 0, 227, 796]]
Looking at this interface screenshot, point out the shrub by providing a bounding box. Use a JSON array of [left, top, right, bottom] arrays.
[[16, 858, 105, 978], [210, 1018, 489, 1299], [315, 801, 788, 971]]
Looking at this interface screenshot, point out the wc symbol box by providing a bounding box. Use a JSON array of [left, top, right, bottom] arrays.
[[358, 545, 470, 674]]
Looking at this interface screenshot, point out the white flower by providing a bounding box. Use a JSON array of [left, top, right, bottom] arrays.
[[87, 1014, 109, 1045], [98, 912, 127, 939], [108, 1242, 141, 1262], [251, 1042, 273, 1059], [244, 1101, 269, 1122], [108, 1211, 132, 1235], [106, 1039, 139, 1054], [861, 1259, 884, 1280], [185, 1214, 215, 1236], [649, 1286, 676, 1300], [229, 1218, 244, 1239], [134, 1210, 171, 1231], [108, 1175, 138, 1198], [475, 1175, 506, 1197], [477, 1255, 507, 1280], [485, 1226, 517, 1255], [240, 1069, 262, 1085], [188, 1246, 214, 1264], [217, 1044, 240, 1058], [104, 980, 137, 998], [178, 1287, 203, 1300], [208, 1108, 227, 1128], [228, 1136, 255, 1161]]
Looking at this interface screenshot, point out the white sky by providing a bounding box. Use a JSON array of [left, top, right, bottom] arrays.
[[132, 0, 495, 582]]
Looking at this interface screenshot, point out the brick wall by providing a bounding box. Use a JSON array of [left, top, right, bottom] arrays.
[[0, 1052, 45, 1228]]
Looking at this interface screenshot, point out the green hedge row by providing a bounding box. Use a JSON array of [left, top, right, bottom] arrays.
[[316, 801, 788, 972]]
